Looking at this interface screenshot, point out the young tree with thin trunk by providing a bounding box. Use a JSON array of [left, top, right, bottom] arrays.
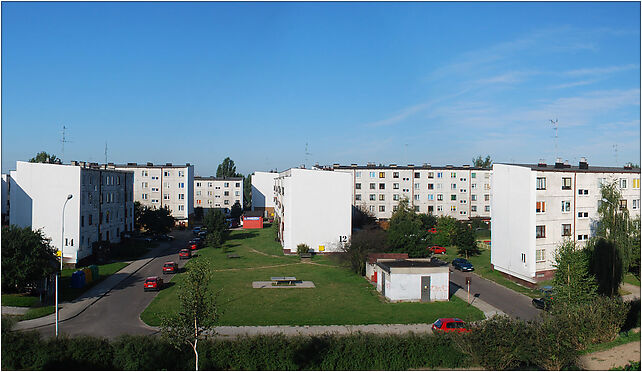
[[160, 259, 217, 371]]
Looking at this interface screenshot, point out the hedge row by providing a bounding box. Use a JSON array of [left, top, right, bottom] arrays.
[[1, 331, 469, 370]]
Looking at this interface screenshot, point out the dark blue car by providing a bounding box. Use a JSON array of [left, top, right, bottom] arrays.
[[452, 258, 474, 272]]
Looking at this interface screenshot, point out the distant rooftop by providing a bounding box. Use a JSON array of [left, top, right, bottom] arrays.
[[499, 162, 640, 174], [109, 162, 193, 169], [376, 259, 446, 272], [329, 163, 490, 171], [195, 176, 243, 181]]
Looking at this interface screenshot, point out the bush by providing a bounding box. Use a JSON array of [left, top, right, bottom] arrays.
[[296, 244, 310, 254], [340, 227, 389, 275], [112, 335, 188, 370], [529, 313, 578, 371]]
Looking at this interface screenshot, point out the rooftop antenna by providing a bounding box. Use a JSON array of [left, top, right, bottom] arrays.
[[60, 125, 72, 163], [613, 144, 618, 166], [550, 119, 558, 159], [304, 142, 312, 168], [104, 142, 108, 164], [404, 143, 409, 164]]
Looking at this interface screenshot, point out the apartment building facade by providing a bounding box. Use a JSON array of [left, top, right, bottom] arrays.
[[491, 159, 641, 285], [194, 176, 243, 212], [9, 161, 135, 264], [112, 163, 194, 225], [251, 171, 278, 218], [330, 163, 492, 220], [274, 168, 352, 254], [2, 174, 10, 225]]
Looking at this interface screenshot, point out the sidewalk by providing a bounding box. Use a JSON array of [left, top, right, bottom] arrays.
[[209, 323, 435, 338], [621, 282, 641, 302], [13, 241, 171, 331], [452, 287, 505, 319]]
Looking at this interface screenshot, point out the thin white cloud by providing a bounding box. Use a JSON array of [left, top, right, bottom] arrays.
[[565, 64, 638, 77], [551, 79, 599, 89]]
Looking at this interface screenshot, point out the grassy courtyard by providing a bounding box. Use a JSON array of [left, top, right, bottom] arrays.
[[141, 227, 484, 326]]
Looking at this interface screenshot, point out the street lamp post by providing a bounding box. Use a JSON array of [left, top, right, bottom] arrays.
[[56, 194, 73, 338]]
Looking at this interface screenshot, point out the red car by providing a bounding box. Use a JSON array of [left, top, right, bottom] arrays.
[[432, 318, 471, 333], [162, 261, 178, 274], [188, 241, 198, 250], [428, 227, 437, 234], [429, 246, 446, 254], [179, 248, 192, 259], [143, 276, 164, 291]]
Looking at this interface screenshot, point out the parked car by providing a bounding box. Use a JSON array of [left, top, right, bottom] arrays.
[[192, 226, 202, 235], [452, 258, 474, 272], [432, 318, 471, 333], [156, 234, 174, 241], [532, 287, 554, 310], [193, 237, 203, 248], [428, 227, 437, 234], [143, 276, 164, 291], [188, 241, 198, 250], [429, 246, 446, 254], [179, 249, 192, 259], [198, 231, 208, 238], [229, 220, 239, 228], [162, 261, 178, 274]]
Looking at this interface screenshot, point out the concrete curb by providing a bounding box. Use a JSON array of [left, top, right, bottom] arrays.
[[13, 243, 168, 331], [452, 288, 505, 319]]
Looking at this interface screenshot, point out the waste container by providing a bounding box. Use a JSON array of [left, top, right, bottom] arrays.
[[71, 271, 86, 288], [89, 265, 99, 280], [82, 267, 92, 283]]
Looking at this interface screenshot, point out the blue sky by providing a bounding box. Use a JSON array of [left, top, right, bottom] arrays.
[[2, 2, 640, 176]]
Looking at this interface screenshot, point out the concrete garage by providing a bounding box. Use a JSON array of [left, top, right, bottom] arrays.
[[373, 259, 450, 302]]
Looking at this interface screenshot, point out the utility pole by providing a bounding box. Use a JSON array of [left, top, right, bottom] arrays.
[[304, 142, 312, 168], [613, 144, 619, 167], [60, 125, 72, 163], [104, 142, 108, 164]]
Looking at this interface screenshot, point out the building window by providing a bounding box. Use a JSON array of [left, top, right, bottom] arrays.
[[451, 195, 456, 201], [393, 172, 399, 178], [471, 172, 476, 178], [393, 183, 399, 189], [633, 179, 640, 189], [562, 224, 571, 237], [207, 191, 213, 196], [437, 172, 443, 178], [578, 189, 588, 195], [437, 194, 443, 201], [356, 183, 361, 190], [369, 194, 376, 201], [178, 205, 184, 211], [428, 183, 434, 190], [196, 182, 202, 187], [536, 177, 546, 190], [224, 182, 230, 187], [414, 206, 420, 212], [428, 205, 434, 213], [471, 183, 477, 189], [81, 216, 84, 227], [393, 194, 399, 201], [436, 184, 442, 189], [460, 199, 467, 204], [484, 205, 490, 212], [142, 170, 148, 177], [451, 183, 457, 190], [633, 199, 639, 210], [142, 193, 148, 200], [578, 212, 589, 218], [379, 205, 385, 212], [620, 179, 628, 189], [561, 201, 571, 212], [178, 194, 185, 200], [379, 194, 385, 201], [163, 194, 170, 200], [450, 206, 456, 211], [142, 182, 148, 188], [471, 195, 477, 201], [178, 182, 184, 188], [484, 194, 490, 201], [379, 172, 385, 178], [451, 172, 456, 178], [224, 200, 230, 205], [536, 225, 546, 238], [369, 183, 375, 190], [403, 188, 409, 192], [393, 205, 398, 212], [428, 172, 434, 179], [196, 191, 201, 196], [379, 183, 385, 190], [578, 234, 589, 241], [177, 171, 184, 177], [459, 189, 467, 193], [619, 199, 628, 210], [427, 194, 434, 201], [414, 183, 420, 189], [414, 194, 420, 201], [235, 191, 240, 196], [151, 176, 158, 180], [437, 205, 443, 211], [151, 187, 159, 192], [369, 172, 376, 178], [164, 171, 170, 177], [235, 182, 241, 187], [413, 172, 420, 178], [562, 177, 572, 190], [152, 199, 159, 203], [536, 250, 545, 262], [471, 205, 477, 212], [224, 191, 230, 196], [355, 194, 361, 201], [356, 171, 361, 178], [536, 201, 546, 213]]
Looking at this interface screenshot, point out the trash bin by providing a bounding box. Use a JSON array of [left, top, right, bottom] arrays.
[[82, 267, 93, 283], [71, 271, 86, 288], [89, 265, 99, 280]]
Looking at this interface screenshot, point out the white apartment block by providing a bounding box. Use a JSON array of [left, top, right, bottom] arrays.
[[491, 159, 641, 285], [274, 168, 352, 254], [331, 163, 492, 221], [251, 171, 279, 218], [194, 176, 243, 212], [9, 161, 135, 264], [112, 162, 194, 225]]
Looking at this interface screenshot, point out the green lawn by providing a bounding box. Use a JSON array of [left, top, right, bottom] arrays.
[[2, 294, 40, 307], [60, 261, 129, 302], [438, 246, 543, 298], [580, 330, 641, 355], [142, 228, 485, 326], [623, 273, 641, 287]]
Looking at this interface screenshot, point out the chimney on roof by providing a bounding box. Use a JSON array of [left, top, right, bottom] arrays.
[[554, 158, 564, 169], [186, 163, 191, 166], [538, 159, 547, 167], [579, 157, 588, 169], [71, 161, 78, 166], [300, 164, 306, 169], [147, 162, 153, 166], [446, 164, 453, 168], [367, 162, 375, 167], [407, 164, 415, 167], [127, 162, 136, 166], [166, 163, 172, 166], [332, 163, 340, 168], [563, 160, 571, 168], [462, 164, 470, 168], [350, 163, 357, 167], [624, 163, 633, 170], [390, 164, 397, 167]]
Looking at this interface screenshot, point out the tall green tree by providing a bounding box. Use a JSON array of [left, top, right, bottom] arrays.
[[139, 206, 175, 234], [341, 227, 389, 275], [29, 151, 60, 164], [433, 216, 459, 247], [1, 226, 58, 293], [589, 238, 623, 297], [243, 174, 252, 210], [230, 201, 242, 221], [216, 157, 239, 178], [552, 240, 597, 307], [472, 155, 493, 169], [387, 199, 428, 258], [203, 209, 228, 248], [160, 259, 218, 371], [455, 224, 480, 259]]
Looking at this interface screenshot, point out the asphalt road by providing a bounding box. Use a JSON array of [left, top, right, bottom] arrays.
[[36, 229, 195, 339], [449, 266, 541, 321]]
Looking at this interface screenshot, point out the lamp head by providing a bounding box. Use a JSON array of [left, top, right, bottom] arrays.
[[67, 194, 73, 200]]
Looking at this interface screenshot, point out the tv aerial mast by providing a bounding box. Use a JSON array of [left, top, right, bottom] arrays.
[[550, 119, 558, 159], [60, 125, 72, 163]]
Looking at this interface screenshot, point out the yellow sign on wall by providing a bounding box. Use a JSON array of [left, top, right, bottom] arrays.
[[319, 245, 325, 251]]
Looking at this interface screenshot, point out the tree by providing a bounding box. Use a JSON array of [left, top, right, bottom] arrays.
[[133, 201, 144, 229], [194, 207, 204, 221], [29, 151, 60, 164], [203, 209, 228, 248], [352, 205, 377, 229], [160, 259, 218, 371], [551, 240, 597, 307], [455, 224, 480, 259], [138, 206, 175, 234], [472, 155, 493, 169], [1, 226, 58, 293], [230, 201, 242, 221], [418, 213, 437, 230], [433, 216, 459, 247], [341, 227, 389, 275], [243, 174, 252, 210], [216, 157, 239, 178], [589, 238, 623, 297], [387, 199, 428, 258]]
